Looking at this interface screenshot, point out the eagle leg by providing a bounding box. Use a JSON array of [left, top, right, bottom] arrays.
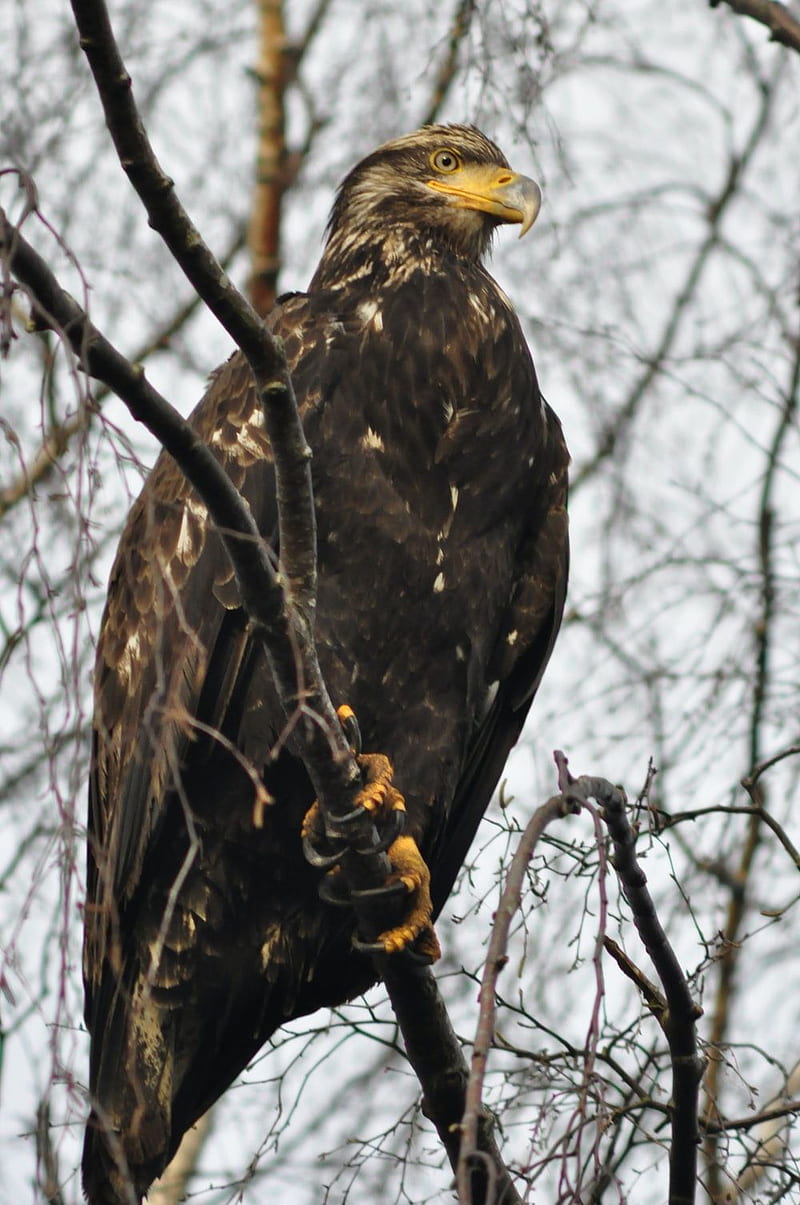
[[302, 707, 440, 961], [300, 705, 404, 866], [301, 790, 405, 866]]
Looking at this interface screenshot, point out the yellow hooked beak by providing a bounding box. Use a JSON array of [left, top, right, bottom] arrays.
[[427, 163, 542, 237]]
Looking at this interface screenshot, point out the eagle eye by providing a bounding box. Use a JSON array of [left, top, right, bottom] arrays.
[[431, 149, 461, 174]]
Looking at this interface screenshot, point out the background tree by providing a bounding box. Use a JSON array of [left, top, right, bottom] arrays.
[[1, 1, 799, 1202]]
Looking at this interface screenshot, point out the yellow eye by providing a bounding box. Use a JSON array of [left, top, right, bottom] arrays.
[[431, 149, 460, 173]]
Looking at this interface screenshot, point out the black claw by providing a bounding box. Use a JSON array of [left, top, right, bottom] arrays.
[[351, 935, 389, 955], [351, 878, 409, 905], [398, 944, 438, 967], [339, 708, 362, 754], [318, 873, 352, 906], [324, 803, 374, 841], [302, 834, 346, 869], [351, 935, 436, 966], [353, 806, 405, 855]]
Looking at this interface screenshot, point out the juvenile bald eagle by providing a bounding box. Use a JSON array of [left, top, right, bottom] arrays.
[[83, 125, 569, 1203]]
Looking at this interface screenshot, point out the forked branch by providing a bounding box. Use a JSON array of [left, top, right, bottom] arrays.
[[457, 754, 704, 1205]]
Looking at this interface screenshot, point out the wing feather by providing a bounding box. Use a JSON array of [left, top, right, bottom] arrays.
[[84, 299, 318, 995], [430, 401, 569, 914]]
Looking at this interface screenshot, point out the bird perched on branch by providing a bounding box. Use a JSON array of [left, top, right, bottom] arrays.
[[82, 124, 569, 1203]]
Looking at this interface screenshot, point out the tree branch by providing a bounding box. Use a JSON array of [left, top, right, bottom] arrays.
[[247, 0, 289, 316], [147, 1113, 213, 1205], [556, 754, 704, 1205], [418, 0, 476, 127], [456, 794, 573, 1204], [0, 225, 246, 522], [6, 9, 531, 1195], [69, 0, 317, 614], [710, 0, 800, 55], [702, 314, 800, 1193], [571, 73, 780, 496]]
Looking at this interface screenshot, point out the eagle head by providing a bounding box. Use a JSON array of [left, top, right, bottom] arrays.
[[316, 124, 542, 279]]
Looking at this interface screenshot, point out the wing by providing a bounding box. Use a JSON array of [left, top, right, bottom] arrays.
[[83, 296, 319, 1003], [429, 397, 569, 915]]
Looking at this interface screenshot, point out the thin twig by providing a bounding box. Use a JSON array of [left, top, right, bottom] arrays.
[[571, 73, 781, 496], [0, 226, 246, 521], [655, 803, 800, 870], [742, 741, 800, 791], [702, 314, 800, 1193]]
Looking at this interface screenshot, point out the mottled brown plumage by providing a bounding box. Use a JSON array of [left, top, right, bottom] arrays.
[[82, 125, 569, 1203]]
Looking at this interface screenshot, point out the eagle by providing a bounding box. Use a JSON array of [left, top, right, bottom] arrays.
[[82, 124, 569, 1203]]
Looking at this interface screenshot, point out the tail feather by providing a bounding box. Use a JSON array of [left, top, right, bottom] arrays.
[[83, 974, 176, 1205]]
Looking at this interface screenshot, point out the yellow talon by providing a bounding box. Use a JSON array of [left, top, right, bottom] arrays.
[[303, 705, 441, 962], [301, 799, 320, 840], [376, 834, 441, 961]]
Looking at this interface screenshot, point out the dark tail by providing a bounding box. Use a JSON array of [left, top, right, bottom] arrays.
[[82, 971, 176, 1205]]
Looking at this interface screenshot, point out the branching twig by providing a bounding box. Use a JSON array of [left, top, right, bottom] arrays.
[[69, 0, 317, 615], [655, 803, 800, 871], [456, 752, 703, 1205], [571, 72, 781, 496], [558, 753, 704, 1205], [702, 315, 800, 1193], [0, 225, 246, 522], [456, 793, 573, 1204]]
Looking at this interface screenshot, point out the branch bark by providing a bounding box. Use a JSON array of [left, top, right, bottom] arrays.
[[0, 225, 246, 522], [702, 318, 800, 1195], [710, 0, 800, 55], [247, 0, 289, 316], [556, 754, 704, 1205], [456, 794, 572, 1204]]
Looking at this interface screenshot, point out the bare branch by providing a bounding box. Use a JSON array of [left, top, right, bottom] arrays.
[[69, 0, 318, 615], [0, 226, 246, 522], [703, 315, 800, 1194], [35, 1099, 65, 1205], [381, 957, 524, 1205], [5, 14, 528, 1196], [710, 0, 800, 55], [557, 754, 705, 1205], [742, 741, 800, 791], [656, 803, 800, 871], [571, 73, 781, 495], [419, 0, 476, 127], [456, 793, 572, 1204], [247, 0, 289, 316]]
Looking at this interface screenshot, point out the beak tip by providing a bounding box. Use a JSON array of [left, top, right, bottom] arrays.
[[517, 179, 542, 238]]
